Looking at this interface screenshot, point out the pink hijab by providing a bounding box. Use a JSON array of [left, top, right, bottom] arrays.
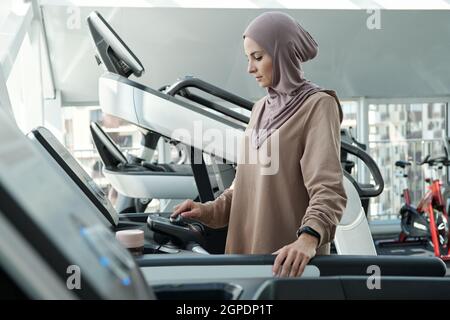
[[243, 12, 343, 148]]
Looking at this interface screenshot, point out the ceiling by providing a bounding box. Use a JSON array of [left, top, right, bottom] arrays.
[[41, 6, 450, 105]]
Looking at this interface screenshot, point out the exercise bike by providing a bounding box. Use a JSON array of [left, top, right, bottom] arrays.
[[398, 155, 450, 261]]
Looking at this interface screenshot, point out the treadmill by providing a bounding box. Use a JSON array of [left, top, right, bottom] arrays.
[[1, 109, 450, 300], [89, 121, 235, 202], [26, 126, 221, 255]]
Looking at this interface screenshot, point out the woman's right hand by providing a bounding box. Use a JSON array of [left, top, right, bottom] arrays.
[[171, 199, 207, 222]]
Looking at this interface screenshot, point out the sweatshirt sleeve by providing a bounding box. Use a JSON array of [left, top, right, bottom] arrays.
[[299, 94, 347, 248], [200, 181, 234, 229]]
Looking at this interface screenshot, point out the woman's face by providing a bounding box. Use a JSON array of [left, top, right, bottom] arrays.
[[244, 37, 273, 88]]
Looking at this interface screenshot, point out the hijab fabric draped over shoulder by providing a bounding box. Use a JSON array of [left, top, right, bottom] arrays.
[[243, 12, 343, 148]]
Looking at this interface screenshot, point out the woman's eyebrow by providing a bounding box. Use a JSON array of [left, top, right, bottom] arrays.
[[245, 51, 263, 57]]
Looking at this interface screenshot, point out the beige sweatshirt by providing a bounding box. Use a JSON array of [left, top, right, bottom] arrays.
[[202, 91, 347, 255]]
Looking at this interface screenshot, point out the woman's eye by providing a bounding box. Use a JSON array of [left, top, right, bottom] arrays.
[[255, 56, 262, 61]]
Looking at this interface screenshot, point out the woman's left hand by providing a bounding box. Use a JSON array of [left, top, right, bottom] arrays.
[[272, 233, 319, 278]]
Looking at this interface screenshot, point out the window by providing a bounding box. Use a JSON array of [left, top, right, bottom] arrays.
[[367, 102, 447, 221], [64, 119, 74, 150], [341, 100, 358, 131], [90, 109, 103, 124]]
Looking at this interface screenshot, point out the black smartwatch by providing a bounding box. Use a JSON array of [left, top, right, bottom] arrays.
[[296, 226, 321, 243]]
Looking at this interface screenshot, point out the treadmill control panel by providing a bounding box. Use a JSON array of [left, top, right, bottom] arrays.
[[147, 214, 205, 248]]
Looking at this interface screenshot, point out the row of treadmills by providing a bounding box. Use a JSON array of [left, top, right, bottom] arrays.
[[0, 11, 449, 299]]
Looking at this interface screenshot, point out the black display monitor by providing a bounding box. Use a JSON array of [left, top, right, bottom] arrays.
[[87, 11, 144, 78]]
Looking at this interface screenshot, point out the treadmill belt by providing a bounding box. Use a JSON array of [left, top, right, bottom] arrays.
[[376, 242, 434, 256]]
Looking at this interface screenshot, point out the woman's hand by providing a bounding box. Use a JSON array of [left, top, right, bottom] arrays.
[[171, 199, 206, 222], [272, 233, 318, 278]]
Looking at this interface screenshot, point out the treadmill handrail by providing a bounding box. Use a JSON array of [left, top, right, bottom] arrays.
[[341, 140, 384, 198], [165, 76, 254, 111], [181, 90, 250, 124], [137, 254, 447, 277]]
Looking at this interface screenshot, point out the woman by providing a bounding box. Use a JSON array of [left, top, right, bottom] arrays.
[[171, 12, 347, 278]]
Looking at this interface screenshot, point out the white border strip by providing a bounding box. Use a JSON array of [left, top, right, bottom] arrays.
[[37, 0, 450, 10]]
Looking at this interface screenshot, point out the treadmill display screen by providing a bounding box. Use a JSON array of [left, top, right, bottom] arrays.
[[87, 11, 144, 78], [29, 127, 119, 227]]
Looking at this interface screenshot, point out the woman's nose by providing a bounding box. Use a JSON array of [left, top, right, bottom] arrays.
[[247, 61, 256, 74]]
